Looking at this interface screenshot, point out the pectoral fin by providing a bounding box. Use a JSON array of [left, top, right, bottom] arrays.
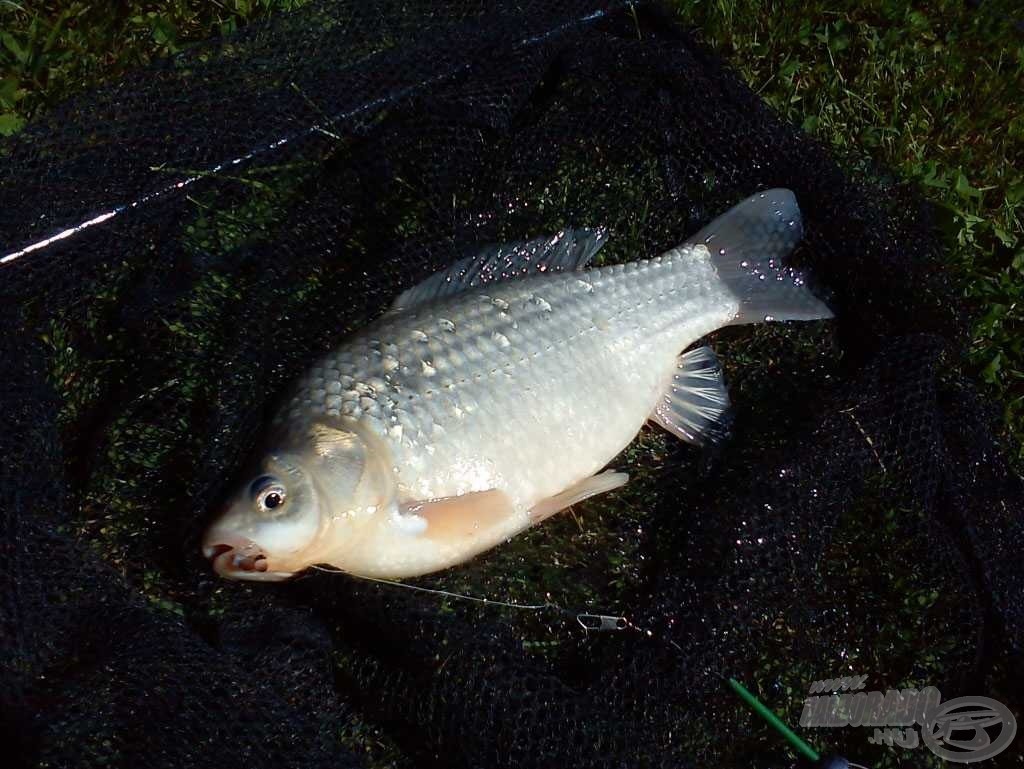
[[403, 489, 516, 541], [529, 471, 629, 523]]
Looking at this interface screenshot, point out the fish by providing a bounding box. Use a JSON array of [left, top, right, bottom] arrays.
[[202, 189, 832, 581]]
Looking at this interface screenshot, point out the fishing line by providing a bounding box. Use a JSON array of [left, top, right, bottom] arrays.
[[0, 5, 619, 265], [309, 563, 555, 611], [308, 563, 633, 631], [309, 568, 859, 765]]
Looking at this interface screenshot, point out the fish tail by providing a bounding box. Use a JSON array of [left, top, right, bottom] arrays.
[[688, 189, 833, 324]]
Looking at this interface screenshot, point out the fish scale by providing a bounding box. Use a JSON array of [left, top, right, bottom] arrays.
[[206, 189, 833, 580], [282, 244, 735, 512]]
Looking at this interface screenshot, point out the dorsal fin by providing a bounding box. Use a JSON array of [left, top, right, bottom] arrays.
[[390, 227, 607, 312]]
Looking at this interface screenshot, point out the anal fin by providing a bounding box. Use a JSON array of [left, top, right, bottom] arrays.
[[650, 346, 731, 445], [529, 470, 629, 523]]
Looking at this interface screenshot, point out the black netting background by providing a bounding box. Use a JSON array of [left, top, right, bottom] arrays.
[[2, 2, 1021, 767]]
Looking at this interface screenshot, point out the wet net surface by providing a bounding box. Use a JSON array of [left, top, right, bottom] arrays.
[[2, 2, 1021, 767]]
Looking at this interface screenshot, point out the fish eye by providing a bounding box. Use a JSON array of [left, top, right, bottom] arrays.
[[251, 475, 287, 513], [259, 487, 286, 512]]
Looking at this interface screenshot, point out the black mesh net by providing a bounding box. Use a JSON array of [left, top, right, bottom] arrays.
[[2, 2, 1021, 767]]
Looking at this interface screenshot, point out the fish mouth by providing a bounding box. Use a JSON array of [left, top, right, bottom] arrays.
[[202, 538, 296, 582]]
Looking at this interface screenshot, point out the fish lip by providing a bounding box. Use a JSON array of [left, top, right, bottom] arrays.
[[203, 542, 233, 560], [203, 539, 296, 582], [210, 549, 297, 582]]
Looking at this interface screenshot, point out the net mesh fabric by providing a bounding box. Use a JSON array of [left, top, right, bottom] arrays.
[[2, 2, 1021, 767]]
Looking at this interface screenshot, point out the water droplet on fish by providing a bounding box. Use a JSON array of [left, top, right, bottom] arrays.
[[531, 295, 552, 312], [739, 260, 749, 268], [718, 248, 726, 256]]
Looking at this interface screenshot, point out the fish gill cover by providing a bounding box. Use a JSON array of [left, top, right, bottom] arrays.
[[0, 1, 1020, 767]]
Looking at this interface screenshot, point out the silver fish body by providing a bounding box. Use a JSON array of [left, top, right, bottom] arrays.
[[203, 189, 832, 580], [282, 251, 731, 508]]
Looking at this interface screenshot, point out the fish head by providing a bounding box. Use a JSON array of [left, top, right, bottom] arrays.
[[202, 451, 325, 581], [202, 421, 395, 581]]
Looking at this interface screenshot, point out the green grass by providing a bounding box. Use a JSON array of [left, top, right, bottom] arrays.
[[4, 0, 1019, 452], [0, 0, 307, 134], [675, 0, 1024, 460], [3, 2, 1021, 767]]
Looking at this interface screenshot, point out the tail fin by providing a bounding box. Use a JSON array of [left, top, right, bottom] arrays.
[[686, 189, 833, 325]]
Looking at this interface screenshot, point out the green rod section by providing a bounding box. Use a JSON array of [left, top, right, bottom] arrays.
[[728, 677, 820, 763]]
